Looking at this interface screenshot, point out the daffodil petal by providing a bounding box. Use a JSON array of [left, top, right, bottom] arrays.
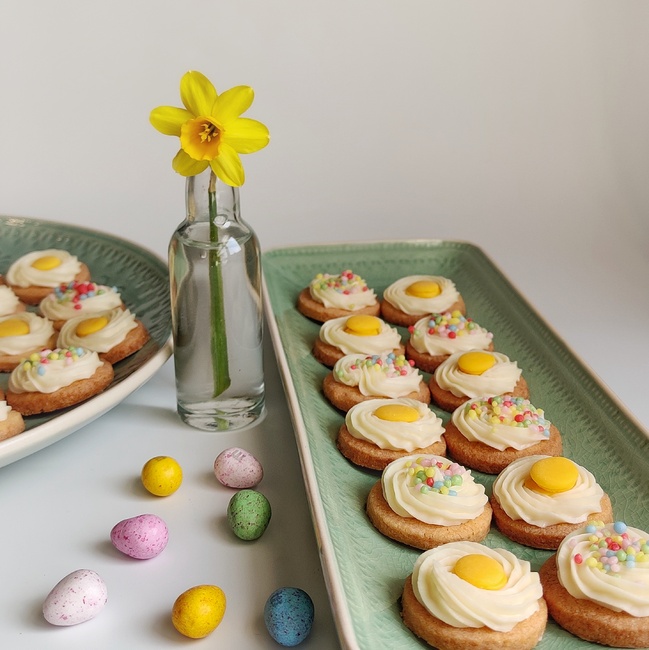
[[150, 106, 194, 136], [172, 149, 209, 177], [222, 118, 270, 154], [209, 144, 245, 186], [180, 71, 217, 117], [213, 85, 254, 122]]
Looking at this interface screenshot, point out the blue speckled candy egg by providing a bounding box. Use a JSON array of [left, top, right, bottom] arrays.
[[226, 489, 271, 541], [264, 587, 314, 646]]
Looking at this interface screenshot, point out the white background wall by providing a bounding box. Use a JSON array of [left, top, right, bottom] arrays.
[[1, 0, 648, 424]]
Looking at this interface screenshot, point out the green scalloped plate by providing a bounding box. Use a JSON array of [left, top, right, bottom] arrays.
[[0, 216, 172, 468], [263, 240, 649, 650]]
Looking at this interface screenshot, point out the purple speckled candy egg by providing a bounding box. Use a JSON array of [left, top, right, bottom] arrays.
[[214, 447, 263, 489], [43, 569, 108, 626], [110, 513, 169, 559]]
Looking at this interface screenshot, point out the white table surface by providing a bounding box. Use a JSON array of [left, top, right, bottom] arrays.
[[1, 238, 648, 650]]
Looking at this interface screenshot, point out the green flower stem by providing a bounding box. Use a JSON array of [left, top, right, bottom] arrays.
[[208, 171, 231, 398]]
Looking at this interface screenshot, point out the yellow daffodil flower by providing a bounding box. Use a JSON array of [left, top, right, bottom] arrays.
[[150, 71, 270, 186]]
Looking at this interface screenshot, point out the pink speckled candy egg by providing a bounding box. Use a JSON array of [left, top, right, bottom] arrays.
[[110, 513, 169, 559], [42, 569, 108, 626], [214, 447, 263, 489]]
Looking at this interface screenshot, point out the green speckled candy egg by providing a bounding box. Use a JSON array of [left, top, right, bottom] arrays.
[[227, 489, 272, 540]]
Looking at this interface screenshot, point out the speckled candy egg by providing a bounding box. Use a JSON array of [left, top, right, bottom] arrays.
[[264, 587, 314, 646], [214, 447, 263, 489], [42, 569, 108, 626], [110, 513, 169, 559], [226, 489, 271, 540]]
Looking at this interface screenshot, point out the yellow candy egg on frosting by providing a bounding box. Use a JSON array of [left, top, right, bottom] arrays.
[[527, 457, 579, 494], [373, 404, 420, 423], [405, 280, 441, 298], [75, 316, 109, 337], [344, 315, 382, 336], [0, 318, 30, 337], [452, 554, 507, 590], [457, 351, 496, 375], [31, 255, 62, 271]]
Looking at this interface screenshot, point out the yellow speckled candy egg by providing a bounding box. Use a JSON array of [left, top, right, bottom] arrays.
[[452, 554, 507, 590], [373, 404, 420, 423], [344, 315, 382, 336], [141, 456, 183, 496], [172, 584, 226, 639], [457, 351, 496, 375]]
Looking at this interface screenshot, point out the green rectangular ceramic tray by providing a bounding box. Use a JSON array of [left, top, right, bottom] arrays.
[[262, 240, 649, 650]]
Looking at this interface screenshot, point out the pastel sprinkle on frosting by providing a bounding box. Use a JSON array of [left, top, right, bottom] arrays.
[[53, 281, 112, 309], [21, 347, 88, 375], [312, 270, 370, 295], [465, 395, 551, 437], [409, 311, 493, 341], [571, 521, 649, 574], [339, 353, 416, 379], [404, 457, 465, 495]]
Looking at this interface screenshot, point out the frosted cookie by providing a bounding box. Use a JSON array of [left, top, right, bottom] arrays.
[[0, 393, 25, 441], [6, 347, 114, 415], [0, 312, 57, 372], [540, 521, 649, 648], [444, 396, 563, 474], [6, 348, 114, 415], [297, 270, 379, 322], [337, 398, 446, 470], [430, 350, 529, 412], [490, 455, 613, 550], [313, 314, 404, 367], [366, 454, 491, 550], [5, 249, 91, 305], [0, 285, 27, 317], [39, 281, 124, 329], [380, 275, 465, 327], [323, 353, 430, 412], [402, 541, 547, 650], [406, 311, 494, 373], [57, 307, 149, 364]]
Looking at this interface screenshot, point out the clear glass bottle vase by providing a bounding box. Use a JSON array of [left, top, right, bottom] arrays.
[[169, 168, 265, 431]]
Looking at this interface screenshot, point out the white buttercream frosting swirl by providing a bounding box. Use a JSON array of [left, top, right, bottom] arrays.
[[555, 521, 649, 616], [382, 454, 488, 525], [0, 312, 54, 355], [308, 270, 377, 310], [6, 249, 82, 288], [435, 350, 522, 398], [383, 275, 460, 315], [345, 398, 444, 451], [492, 455, 604, 526], [57, 308, 137, 353], [8, 347, 104, 394], [332, 353, 424, 398], [40, 281, 122, 321], [319, 315, 401, 356], [0, 285, 21, 317], [409, 312, 492, 355], [451, 395, 551, 451], [412, 541, 543, 631]]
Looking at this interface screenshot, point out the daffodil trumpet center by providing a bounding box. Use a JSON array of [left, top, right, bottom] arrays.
[[181, 117, 223, 161]]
